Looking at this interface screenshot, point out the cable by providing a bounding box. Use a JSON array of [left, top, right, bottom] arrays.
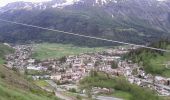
[[0, 18, 169, 52]]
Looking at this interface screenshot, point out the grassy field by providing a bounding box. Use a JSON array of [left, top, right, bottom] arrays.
[[149, 48, 170, 77], [0, 58, 4, 64], [32, 43, 106, 60], [34, 80, 50, 87], [163, 96, 170, 100], [100, 90, 132, 100], [141, 45, 170, 77], [111, 91, 132, 100], [26, 69, 49, 75]]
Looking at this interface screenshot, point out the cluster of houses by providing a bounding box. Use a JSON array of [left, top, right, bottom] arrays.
[[4, 44, 170, 96], [115, 61, 170, 96], [50, 52, 122, 84], [5, 45, 33, 70]]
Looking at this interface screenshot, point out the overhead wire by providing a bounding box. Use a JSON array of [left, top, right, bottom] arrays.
[[0, 18, 169, 52]]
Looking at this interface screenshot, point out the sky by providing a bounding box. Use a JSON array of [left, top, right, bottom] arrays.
[[0, 0, 167, 7], [0, 0, 51, 7]]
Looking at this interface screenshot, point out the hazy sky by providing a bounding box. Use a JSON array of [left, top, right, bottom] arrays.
[[0, 0, 51, 7], [0, 0, 167, 7]]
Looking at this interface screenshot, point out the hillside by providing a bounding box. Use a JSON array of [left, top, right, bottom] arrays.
[[0, 65, 60, 100], [0, 0, 170, 46], [0, 44, 14, 64], [0, 44, 60, 100], [125, 40, 170, 77]]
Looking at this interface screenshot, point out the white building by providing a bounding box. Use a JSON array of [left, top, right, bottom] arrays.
[[50, 74, 62, 80]]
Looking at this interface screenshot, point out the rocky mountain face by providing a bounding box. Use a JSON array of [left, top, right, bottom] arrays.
[[0, 0, 169, 46]]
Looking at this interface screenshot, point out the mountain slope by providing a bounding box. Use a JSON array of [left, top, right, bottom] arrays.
[[1, 65, 62, 100], [0, 0, 170, 46], [125, 40, 170, 77], [0, 44, 14, 64], [0, 65, 59, 100]]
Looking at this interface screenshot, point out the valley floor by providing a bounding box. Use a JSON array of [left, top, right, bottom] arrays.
[[3, 42, 170, 100], [32, 43, 106, 60]]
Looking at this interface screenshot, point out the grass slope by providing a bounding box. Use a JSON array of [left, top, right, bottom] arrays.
[[0, 44, 14, 64], [125, 40, 170, 77], [0, 65, 59, 100], [32, 43, 106, 60]]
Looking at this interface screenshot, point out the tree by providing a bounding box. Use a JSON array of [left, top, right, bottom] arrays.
[[59, 56, 66, 64], [0, 73, 6, 79], [69, 63, 72, 68], [76, 95, 82, 100], [68, 88, 77, 93], [12, 67, 19, 72], [111, 61, 118, 69], [86, 87, 92, 98], [47, 66, 53, 71], [90, 70, 98, 77], [94, 61, 100, 67], [24, 69, 28, 75]]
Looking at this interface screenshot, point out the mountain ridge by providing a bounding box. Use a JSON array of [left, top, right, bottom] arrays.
[[0, 0, 170, 46]]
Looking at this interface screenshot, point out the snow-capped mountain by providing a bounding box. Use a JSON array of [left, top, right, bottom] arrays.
[[51, 0, 81, 8], [0, 1, 46, 13], [1, 0, 170, 29], [0, 0, 122, 12], [0, 0, 170, 46], [0, 0, 72, 11], [1, 0, 168, 12]]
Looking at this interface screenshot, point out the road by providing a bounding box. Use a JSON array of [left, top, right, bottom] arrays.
[[96, 96, 123, 100], [55, 91, 75, 100], [46, 80, 66, 91], [46, 80, 75, 100]]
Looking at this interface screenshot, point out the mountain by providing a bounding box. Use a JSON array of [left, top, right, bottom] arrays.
[[0, 0, 79, 12], [0, 0, 170, 46]]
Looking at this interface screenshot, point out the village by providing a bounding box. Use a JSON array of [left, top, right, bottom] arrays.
[[4, 44, 170, 97]]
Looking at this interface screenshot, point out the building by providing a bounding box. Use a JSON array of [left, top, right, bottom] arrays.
[[50, 74, 62, 80]]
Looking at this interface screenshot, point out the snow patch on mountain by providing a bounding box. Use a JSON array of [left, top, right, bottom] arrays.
[[52, 0, 80, 8], [157, 0, 167, 1], [95, 0, 117, 5]]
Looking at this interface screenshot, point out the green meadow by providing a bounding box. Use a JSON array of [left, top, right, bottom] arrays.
[[32, 43, 106, 60]]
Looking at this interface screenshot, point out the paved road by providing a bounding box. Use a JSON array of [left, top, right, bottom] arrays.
[[46, 80, 58, 88], [46, 80, 65, 91], [55, 91, 75, 100], [46, 80, 75, 100], [96, 96, 123, 100]]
